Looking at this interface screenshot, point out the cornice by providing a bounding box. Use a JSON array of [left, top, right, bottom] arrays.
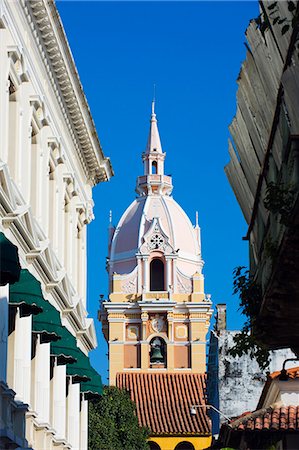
[[22, 0, 113, 186]]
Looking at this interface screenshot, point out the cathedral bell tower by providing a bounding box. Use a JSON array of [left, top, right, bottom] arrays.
[[100, 103, 212, 386]]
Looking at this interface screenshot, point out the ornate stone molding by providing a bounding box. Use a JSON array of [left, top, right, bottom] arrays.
[[22, 0, 113, 185], [0, 160, 96, 351]]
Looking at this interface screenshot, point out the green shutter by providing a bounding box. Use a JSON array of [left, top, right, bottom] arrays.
[[0, 233, 21, 286], [32, 299, 62, 343], [9, 267, 103, 394], [9, 269, 43, 316], [50, 325, 77, 364], [80, 364, 103, 397]]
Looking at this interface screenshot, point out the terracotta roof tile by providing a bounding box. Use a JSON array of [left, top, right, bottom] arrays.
[[257, 366, 299, 409], [230, 405, 299, 431], [269, 366, 299, 380], [116, 372, 211, 435]]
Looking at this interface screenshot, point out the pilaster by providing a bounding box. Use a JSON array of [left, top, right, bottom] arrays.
[[66, 380, 80, 449], [32, 337, 50, 424], [80, 397, 88, 450], [50, 362, 66, 440]]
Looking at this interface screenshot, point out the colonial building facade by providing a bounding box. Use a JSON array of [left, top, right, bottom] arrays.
[[225, 0, 299, 355], [101, 103, 212, 450], [0, 0, 112, 449]]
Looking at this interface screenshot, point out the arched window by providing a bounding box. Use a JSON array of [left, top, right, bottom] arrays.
[[174, 442, 195, 450], [150, 337, 166, 366], [148, 442, 161, 450], [150, 258, 164, 291], [152, 161, 157, 174]]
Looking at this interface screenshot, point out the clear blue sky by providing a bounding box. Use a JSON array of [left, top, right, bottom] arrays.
[[57, 1, 259, 383]]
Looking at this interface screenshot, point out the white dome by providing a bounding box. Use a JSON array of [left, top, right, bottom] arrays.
[[110, 195, 201, 277]]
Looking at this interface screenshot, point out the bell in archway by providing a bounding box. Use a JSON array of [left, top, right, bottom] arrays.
[[150, 338, 164, 363]]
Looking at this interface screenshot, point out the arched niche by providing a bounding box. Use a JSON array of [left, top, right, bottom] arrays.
[[150, 258, 164, 291], [148, 442, 161, 450], [174, 442, 195, 450], [149, 336, 167, 367], [152, 160, 158, 174]]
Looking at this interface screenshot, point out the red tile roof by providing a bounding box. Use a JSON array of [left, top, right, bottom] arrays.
[[270, 366, 299, 380], [230, 405, 299, 431], [257, 366, 299, 409], [116, 372, 211, 436]]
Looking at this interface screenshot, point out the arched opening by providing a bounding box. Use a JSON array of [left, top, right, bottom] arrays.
[[174, 442, 195, 450], [150, 258, 164, 291], [152, 161, 157, 174], [148, 442, 161, 450], [150, 337, 166, 367]]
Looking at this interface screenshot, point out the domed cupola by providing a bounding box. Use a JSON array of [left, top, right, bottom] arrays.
[[101, 103, 212, 385]]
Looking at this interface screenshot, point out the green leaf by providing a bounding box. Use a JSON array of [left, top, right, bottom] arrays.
[[267, 2, 278, 11], [282, 24, 290, 34]]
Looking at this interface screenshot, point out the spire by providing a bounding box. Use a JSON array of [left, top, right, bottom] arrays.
[[136, 101, 173, 196], [145, 100, 162, 154]]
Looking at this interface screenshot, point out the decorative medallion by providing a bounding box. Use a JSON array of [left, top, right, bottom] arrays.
[[149, 233, 165, 250], [150, 314, 165, 333]]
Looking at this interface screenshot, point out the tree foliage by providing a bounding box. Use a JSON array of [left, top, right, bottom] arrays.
[[228, 267, 271, 370], [88, 386, 150, 450]]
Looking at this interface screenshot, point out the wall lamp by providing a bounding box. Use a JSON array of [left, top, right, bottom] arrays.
[[190, 404, 231, 422], [279, 358, 299, 381]]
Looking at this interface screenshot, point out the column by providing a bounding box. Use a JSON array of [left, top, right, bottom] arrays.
[[141, 312, 149, 370], [143, 257, 149, 293], [7, 308, 32, 404], [50, 361, 66, 440], [66, 380, 80, 449], [166, 257, 172, 292], [167, 312, 174, 370], [172, 258, 177, 292], [18, 83, 32, 201], [0, 285, 9, 383], [32, 336, 50, 423], [38, 126, 51, 232], [0, 43, 11, 164], [80, 396, 88, 450], [137, 257, 142, 294], [190, 317, 206, 373], [56, 166, 66, 264]]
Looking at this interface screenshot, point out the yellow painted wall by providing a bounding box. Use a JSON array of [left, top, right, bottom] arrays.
[[148, 435, 212, 450]]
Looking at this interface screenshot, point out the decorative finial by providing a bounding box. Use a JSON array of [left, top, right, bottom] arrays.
[[195, 211, 199, 227], [152, 84, 156, 116], [109, 210, 112, 224]]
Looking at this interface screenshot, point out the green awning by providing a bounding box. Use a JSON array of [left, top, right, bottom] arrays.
[[67, 347, 92, 383], [9, 269, 43, 316], [52, 328, 103, 394], [50, 325, 77, 364], [0, 233, 21, 286], [32, 299, 62, 343], [80, 364, 103, 398]]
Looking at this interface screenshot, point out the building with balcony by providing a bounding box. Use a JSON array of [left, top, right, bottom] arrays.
[[100, 102, 212, 450], [225, 1, 299, 355], [0, 0, 113, 448]]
